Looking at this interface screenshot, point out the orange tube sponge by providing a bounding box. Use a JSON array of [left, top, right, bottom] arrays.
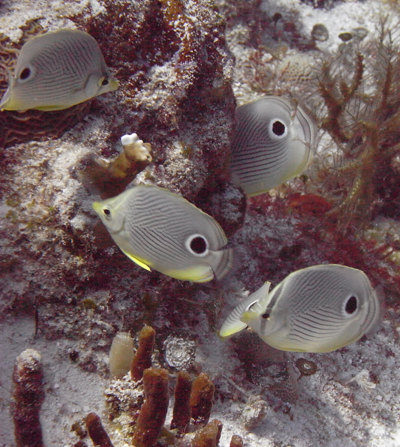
[[132, 367, 169, 447], [190, 372, 215, 426], [11, 349, 44, 447], [170, 370, 192, 435], [130, 324, 156, 381], [85, 413, 114, 447], [191, 419, 222, 447], [229, 435, 244, 447]]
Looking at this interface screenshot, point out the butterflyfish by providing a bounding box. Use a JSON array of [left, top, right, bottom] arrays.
[[220, 264, 384, 353], [230, 96, 317, 196], [0, 29, 119, 111], [92, 185, 233, 283]]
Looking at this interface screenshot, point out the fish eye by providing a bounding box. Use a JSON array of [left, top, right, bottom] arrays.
[[18, 64, 35, 82], [269, 119, 287, 139], [102, 207, 112, 220], [98, 76, 110, 87], [344, 295, 358, 315], [185, 234, 209, 257], [261, 312, 270, 319], [20, 68, 31, 80]]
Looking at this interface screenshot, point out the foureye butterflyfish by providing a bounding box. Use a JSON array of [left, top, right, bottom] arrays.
[[0, 29, 119, 111], [219, 264, 384, 353], [92, 185, 233, 283], [230, 96, 317, 197]]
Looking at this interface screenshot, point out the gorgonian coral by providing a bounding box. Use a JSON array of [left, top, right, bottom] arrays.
[[311, 18, 400, 232]]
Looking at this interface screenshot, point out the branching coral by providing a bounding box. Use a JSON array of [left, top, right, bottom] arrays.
[[311, 18, 400, 232]]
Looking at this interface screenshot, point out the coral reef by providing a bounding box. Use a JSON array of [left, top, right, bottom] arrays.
[[76, 0, 240, 203], [2, 0, 400, 446]]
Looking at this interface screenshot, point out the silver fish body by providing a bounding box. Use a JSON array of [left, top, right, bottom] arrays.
[[92, 185, 233, 283], [220, 265, 384, 353], [230, 96, 317, 196], [0, 29, 119, 111]]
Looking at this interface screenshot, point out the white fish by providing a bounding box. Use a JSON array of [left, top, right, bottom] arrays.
[[220, 265, 384, 353], [230, 96, 317, 196], [93, 185, 233, 283], [0, 29, 119, 111]]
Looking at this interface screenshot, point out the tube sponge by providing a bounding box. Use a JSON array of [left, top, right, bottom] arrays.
[[109, 331, 134, 378], [130, 324, 156, 381], [11, 349, 45, 447], [132, 367, 169, 447], [190, 372, 215, 426]]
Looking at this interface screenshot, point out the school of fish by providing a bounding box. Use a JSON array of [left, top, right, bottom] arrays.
[[1, 28, 385, 353]]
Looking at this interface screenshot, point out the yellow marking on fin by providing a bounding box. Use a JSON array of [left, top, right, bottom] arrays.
[[163, 266, 213, 283], [241, 310, 259, 324], [219, 321, 247, 339], [121, 250, 151, 271]]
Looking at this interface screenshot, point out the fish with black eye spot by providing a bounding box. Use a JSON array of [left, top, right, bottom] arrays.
[[230, 96, 317, 196], [220, 264, 385, 353], [0, 29, 119, 111], [92, 185, 233, 283]]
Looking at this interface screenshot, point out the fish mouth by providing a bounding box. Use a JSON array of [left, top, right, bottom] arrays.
[[92, 201, 102, 214], [0, 87, 15, 111], [108, 78, 119, 91]]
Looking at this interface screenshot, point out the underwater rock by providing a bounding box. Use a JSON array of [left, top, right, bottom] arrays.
[[78, 0, 241, 206], [241, 396, 268, 431], [0, 0, 245, 352]]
